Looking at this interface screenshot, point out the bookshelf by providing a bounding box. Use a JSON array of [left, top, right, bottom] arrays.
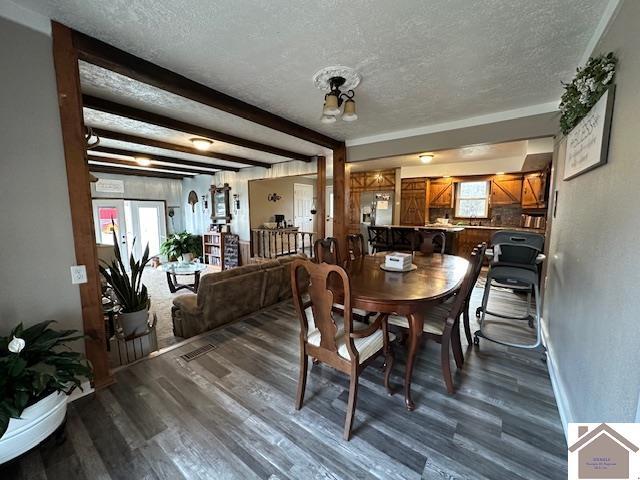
[[203, 231, 239, 270]]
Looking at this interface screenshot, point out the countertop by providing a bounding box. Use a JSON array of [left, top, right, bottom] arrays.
[[377, 224, 545, 234]]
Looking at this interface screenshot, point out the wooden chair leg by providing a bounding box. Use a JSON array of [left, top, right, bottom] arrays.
[[441, 326, 455, 394], [463, 302, 472, 346], [343, 374, 359, 441], [384, 347, 395, 395], [452, 322, 464, 369], [295, 352, 308, 410]]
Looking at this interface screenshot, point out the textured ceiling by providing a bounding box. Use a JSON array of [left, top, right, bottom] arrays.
[[22, 0, 607, 142]]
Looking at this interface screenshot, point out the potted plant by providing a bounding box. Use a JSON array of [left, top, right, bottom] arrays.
[[161, 232, 202, 263], [0, 321, 92, 463], [99, 231, 151, 337]]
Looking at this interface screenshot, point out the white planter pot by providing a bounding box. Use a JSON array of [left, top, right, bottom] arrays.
[[180, 253, 193, 263], [0, 391, 67, 464], [118, 309, 150, 337]]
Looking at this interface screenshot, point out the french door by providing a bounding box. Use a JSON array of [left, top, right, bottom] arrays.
[[92, 199, 167, 262]]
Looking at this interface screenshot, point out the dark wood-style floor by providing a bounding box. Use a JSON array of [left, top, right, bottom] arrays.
[[2, 275, 567, 479]]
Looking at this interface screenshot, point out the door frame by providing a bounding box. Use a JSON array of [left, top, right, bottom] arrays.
[[293, 182, 315, 232]]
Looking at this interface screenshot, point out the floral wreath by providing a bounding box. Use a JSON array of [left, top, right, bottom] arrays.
[[559, 52, 617, 135]]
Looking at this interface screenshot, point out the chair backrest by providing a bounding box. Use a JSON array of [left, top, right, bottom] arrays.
[[445, 244, 487, 322], [347, 234, 366, 261], [390, 228, 420, 252], [367, 226, 390, 247], [314, 237, 341, 265], [416, 231, 446, 255], [290, 259, 359, 362], [491, 231, 544, 268]]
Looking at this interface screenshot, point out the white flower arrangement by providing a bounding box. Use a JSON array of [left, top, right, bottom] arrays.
[[559, 52, 617, 134]]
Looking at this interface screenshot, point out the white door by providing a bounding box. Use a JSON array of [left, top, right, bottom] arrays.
[[293, 183, 314, 232], [325, 186, 334, 237], [92, 199, 129, 260], [126, 200, 167, 259]]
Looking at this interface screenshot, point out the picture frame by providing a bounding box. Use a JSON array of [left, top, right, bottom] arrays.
[[564, 85, 616, 181]]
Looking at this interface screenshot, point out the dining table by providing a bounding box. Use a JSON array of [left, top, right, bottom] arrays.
[[345, 253, 469, 410]]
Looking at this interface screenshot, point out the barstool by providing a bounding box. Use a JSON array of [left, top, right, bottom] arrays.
[[474, 231, 545, 350]]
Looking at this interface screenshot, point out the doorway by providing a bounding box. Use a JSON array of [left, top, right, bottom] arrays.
[[293, 183, 314, 232], [92, 199, 167, 260]]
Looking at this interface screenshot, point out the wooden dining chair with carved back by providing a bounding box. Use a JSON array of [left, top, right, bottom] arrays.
[[346, 233, 367, 262], [290, 259, 395, 440], [314, 237, 342, 266], [388, 243, 486, 393]]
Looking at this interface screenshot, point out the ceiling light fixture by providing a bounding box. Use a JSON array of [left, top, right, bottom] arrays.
[[313, 66, 361, 124], [135, 156, 152, 166], [496, 171, 505, 175], [419, 154, 434, 164], [190, 138, 213, 151]]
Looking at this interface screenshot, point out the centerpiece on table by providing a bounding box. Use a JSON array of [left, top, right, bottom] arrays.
[[0, 321, 92, 463]]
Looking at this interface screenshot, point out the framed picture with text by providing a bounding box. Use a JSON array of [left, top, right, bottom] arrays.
[[564, 85, 616, 181]]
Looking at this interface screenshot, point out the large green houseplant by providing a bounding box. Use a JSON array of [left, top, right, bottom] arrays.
[[160, 232, 202, 262], [0, 320, 92, 440], [99, 230, 151, 337]]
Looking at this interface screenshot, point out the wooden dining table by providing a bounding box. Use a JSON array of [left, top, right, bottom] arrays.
[[345, 253, 469, 410]]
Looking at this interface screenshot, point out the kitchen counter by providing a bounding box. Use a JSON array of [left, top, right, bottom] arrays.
[[447, 225, 546, 234], [381, 224, 465, 233]]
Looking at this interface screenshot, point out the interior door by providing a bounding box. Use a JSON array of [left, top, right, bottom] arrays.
[[127, 200, 167, 258], [92, 199, 128, 260], [293, 183, 314, 232], [325, 186, 334, 237]]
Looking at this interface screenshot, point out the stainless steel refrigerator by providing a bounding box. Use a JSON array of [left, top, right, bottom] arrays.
[[360, 191, 394, 226]]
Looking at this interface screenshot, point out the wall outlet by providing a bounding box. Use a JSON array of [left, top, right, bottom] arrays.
[[70, 265, 88, 284]]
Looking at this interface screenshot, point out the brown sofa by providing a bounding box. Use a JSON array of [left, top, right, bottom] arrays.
[[171, 255, 303, 338]]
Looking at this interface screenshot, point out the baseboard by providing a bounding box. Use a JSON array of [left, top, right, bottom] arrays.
[[66, 380, 95, 403], [541, 318, 572, 443]]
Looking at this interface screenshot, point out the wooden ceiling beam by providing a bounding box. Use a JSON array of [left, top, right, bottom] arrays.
[[73, 30, 340, 150], [88, 164, 191, 180], [87, 155, 219, 176], [84, 94, 314, 162], [90, 128, 272, 169], [91, 145, 240, 172]]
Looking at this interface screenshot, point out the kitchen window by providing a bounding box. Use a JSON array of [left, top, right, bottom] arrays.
[[455, 181, 490, 218]]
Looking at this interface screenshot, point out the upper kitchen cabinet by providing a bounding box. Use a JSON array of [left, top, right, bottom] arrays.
[[490, 174, 523, 205], [400, 178, 427, 225], [428, 177, 454, 207], [522, 172, 547, 209]]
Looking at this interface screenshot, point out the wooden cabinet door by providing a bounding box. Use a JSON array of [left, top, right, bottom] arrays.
[[491, 174, 523, 205], [522, 172, 547, 208], [456, 228, 493, 259], [429, 178, 454, 207], [400, 178, 426, 225]]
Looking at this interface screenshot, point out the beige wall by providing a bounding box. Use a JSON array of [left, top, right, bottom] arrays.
[[249, 176, 317, 231], [0, 17, 84, 346], [543, 0, 639, 426]]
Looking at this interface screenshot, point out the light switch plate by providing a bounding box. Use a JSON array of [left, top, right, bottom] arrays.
[[70, 265, 88, 284]]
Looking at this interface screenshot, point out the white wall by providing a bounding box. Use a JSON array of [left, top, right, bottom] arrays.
[[543, 0, 640, 427], [182, 174, 214, 235], [91, 172, 185, 234], [0, 15, 84, 343], [214, 160, 320, 241]]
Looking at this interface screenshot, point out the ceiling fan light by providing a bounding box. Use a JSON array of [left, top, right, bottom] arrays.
[[136, 156, 152, 166], [342, 99, 358, 122], [190, 138, 213, 151], [419, 154, 434, 164], [321, 114, 337, 124], [323, 93, 340, 116]]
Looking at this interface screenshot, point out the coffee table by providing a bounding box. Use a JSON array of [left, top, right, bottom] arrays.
[[159, 262, 207, 293]]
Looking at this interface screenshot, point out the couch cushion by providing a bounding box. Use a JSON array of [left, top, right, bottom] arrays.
[[172, 293, 199, 312]]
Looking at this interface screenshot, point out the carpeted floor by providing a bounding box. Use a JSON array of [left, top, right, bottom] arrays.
[[142, 264, 219, 350]]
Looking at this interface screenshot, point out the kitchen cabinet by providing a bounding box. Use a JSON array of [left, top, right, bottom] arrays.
[[428, 178, 454, 207], [490, 174, 523, 205], [522, 172, 547, 209], [400, 178, 427, 225], [455, 228, 493, 259]]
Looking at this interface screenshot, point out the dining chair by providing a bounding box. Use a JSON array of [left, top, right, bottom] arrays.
[[367, 226, 391, 253], [347, 233, 367, 262], [390, 228, 420, 252], [388, 243, 487, 394], [290, 259, 395, 440], [415, 231, 446, 255], [314, 237, 341, 265]]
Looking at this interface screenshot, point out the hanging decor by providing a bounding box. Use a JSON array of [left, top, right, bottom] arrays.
[[267, 193, 282, 202], [187, 190, 199, 213], [559, 52, 617, 135]]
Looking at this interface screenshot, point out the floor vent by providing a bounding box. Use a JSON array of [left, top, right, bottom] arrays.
[[181, 344, 216, 362]]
